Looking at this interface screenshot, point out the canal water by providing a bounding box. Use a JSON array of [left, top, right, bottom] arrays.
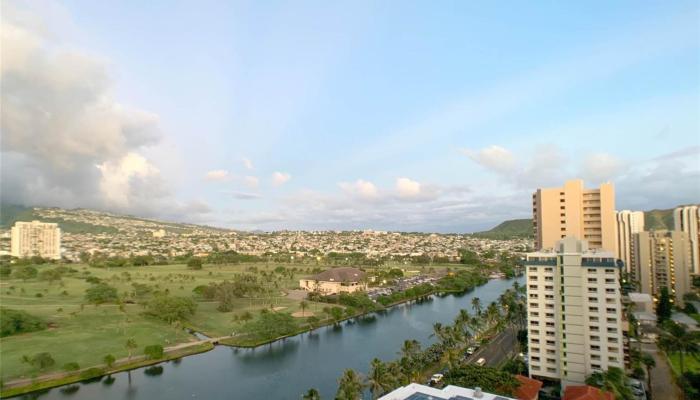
[[17, 276, 523, 400]]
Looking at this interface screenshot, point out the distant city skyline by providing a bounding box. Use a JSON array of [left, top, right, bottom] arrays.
[[2, 0, 698, 232]]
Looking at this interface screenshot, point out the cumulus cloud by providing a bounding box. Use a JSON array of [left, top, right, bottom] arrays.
[[579, 153, 626, 184], [272, 171, 291, 186], [461, 145, 516, 174], [338, 179, 379, 200], [244, 176, 259, 189], [204, 169, 231, 181], [395, 178, 422, 199], [0, 3, 208, 221]]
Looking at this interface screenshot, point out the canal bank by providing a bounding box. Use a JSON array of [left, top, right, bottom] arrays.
[[7, 276, 523, 399]]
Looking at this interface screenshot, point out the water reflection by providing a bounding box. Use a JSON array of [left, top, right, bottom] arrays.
[[102, 375, 116, 386], [58, 385, 79, 395], [143, 366, 163, 377]]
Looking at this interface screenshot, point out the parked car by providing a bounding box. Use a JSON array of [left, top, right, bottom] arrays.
[[475, 358, 486, 366], [429, 373, 444, 387], [466, 346, 476, 355]]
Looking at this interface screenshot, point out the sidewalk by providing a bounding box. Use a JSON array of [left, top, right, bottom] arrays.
[[640, 342, 681, 400]]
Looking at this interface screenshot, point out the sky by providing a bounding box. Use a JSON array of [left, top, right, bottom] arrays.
[[1, 0, 699, 232]]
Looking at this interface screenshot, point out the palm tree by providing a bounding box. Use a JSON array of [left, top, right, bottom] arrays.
[[367, 358, 391, 399], [125, 338, 137, 360], [302, 388, 321, 400], [640, 353, 655, 398], [471, 297, 482, 316], [336, 369, 364, 400], [300, 300, 308, 317], [658, 322, 700, 398], [585, 367, 634, 400]]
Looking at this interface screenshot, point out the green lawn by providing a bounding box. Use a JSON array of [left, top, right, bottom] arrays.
[[0, 262, 325, 381], [668, 352, 700, 375]]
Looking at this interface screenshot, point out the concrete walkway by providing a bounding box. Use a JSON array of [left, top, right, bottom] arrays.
[[640, 342, 681, 400]]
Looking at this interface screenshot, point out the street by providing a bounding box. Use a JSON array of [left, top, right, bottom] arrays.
[[466, 328, 518, 367]]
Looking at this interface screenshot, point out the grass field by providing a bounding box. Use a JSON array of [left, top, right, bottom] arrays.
[[668, 352, 700, 375], [0, 262, 335, 382], [0, 261, 470, 384]]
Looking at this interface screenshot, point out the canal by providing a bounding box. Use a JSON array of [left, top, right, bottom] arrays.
[[18, 276, 524, 400]]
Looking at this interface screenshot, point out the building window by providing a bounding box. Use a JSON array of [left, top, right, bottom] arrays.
[[605, 278, 615, 284], [591, 345, 600, 351], [589, 307, 599, 312], [546, 313, 554, 318], [606, 308, 616, 314], [588, 278, 597, 283], [532, 338, 540, 344], [588, 268, 596, 273], [608, 337, 618, 343], [547, 349, 556, 355], [609, 356, 618, 362], [590, 335, 600, 341], [588, 287, 597, 293], [606, 318, 616, 323], [590, 326, 599, 332], [529, 285, 538, 290], [591, 354, 601, 360], [529, 294, 539, 299], [547, 358, 556, 364], [547, 367, 557, 373], [606, 288, 615, 294], [589, 297, 598, 302], [605, 269, 615, 274], [530, 311, 540, 317], [590, 316, 599, 322], [546, 340, 555, 346]]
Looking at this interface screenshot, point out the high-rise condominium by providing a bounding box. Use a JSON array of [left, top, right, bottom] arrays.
[[633, 230, 692, 306], [10, 221, 62, 260], [674, 205, 699, 275], [615, 211, 645, 275], [532, 179, 616, 252], [525, 238, 625, 387]]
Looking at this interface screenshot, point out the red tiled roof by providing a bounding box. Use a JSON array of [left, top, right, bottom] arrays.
[[563, 385, 615, 400], [515, 375, 543, 400]]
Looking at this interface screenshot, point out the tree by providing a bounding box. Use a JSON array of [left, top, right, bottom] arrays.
[[144, 296, 197, 323], [187, 258, 203, 270], [24, 352, 55, 371], [471, 297, 482, 316], [656, 287, 672, 324], [444, 364, 519, 396], [85, 283, 119, 304], [585, 367, 634, 400], [104, 354, 116, 367], [302, 388, 321, 400], [126, 338, 138, 360], [12, 266, 37, 281], [144, 344, 164, 360], [0, 308, 46, 337], [367, 358, 392, 399], [658, 321, 700, 398], [336, 369, 364, 400], [39, 269, 62, 284], [300, 300, 308, 317], [640, 353, 655, 398]]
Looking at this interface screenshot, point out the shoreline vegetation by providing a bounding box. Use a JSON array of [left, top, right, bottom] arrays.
[[0, 255, 516, 398]]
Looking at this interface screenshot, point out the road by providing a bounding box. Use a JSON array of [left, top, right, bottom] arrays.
[[640, 342, 681, 400], [466, 328, 518, 367]]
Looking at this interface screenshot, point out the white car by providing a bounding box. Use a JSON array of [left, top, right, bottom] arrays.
[[429, 373, 444, 386], [476, 358, 486, 366]]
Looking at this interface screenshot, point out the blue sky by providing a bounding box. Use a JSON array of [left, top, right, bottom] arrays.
[[2, 0, 699, 232]]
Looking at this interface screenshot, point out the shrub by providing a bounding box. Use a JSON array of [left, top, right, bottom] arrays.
[[0, 308, 46, 337], [187, 258, 203, 270], [24, 352, 55, 370], [85, 283, 119, 304], [63, 362, 80, 371], [144, 344, 164, 360], [79, 367, 104, 380], [103, 354, 116, 367], [12, 266, 37, 281]]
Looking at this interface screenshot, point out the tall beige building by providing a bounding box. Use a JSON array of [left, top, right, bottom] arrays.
[[633, 230, 691, 306], [615, 210, 645, 274], [674, 205, 699, 274], [10, 221, 62, 260], [526, 238, 625, 387], [532, 179, 616, 252]]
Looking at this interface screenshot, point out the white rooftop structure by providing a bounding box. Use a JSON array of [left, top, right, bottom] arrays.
[[378, 383, 515, 400], [628, 292, 652, 303]]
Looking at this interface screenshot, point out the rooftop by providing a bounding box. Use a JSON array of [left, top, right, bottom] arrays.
[[307, 267, 366, 283], [378, 383, 515, 400], [563, 385, 613, 400], [514, 375, 542, 400]]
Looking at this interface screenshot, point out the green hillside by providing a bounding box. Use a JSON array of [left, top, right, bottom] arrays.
[[0, 204, 117, 234], [473, 218, 533, 239], [644, 208, 674, 230]]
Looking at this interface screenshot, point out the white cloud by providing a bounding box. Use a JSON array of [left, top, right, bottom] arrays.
[[204, 169, 231, 181], [224, 191, 262, 200], [242, 158, 254, 170], [338, 179, 379, 200], [244, 176, 259, 189], [579, 153, 626, 184], [395, 178, 422, 199], [272, 171, 291, 186], [96, 152, 161, 208], [461, 145, 515, 174]]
